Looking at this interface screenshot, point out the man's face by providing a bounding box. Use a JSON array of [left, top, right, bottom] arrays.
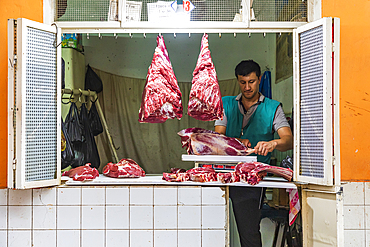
[[237, 72, 261, 101]]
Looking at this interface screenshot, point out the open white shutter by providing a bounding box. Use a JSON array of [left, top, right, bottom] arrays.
[[8, 18, 61, 189], [293, 17, 340, 186]]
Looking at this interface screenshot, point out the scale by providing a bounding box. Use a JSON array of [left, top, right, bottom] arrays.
[[182, 154, 257, 172]]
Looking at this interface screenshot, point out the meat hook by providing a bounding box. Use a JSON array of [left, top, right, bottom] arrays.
[[219, 33, 221, 38], [87, 33, 90, 39], [114, 33, 118, 39], [189, 33, 191, 38], [99, 33, 102, 39], [129, 33, 132, 38], [174, 33, 176, 38], [248, 33, 251, 38], [263, 32, 266, 38], [143, 33, 146, 38], [234, 33, 237, 38]]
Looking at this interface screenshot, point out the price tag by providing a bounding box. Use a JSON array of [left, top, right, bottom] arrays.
[[182, 0, 195, 13]]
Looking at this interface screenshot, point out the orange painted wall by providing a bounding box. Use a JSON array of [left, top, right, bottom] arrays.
[[322, 0, 370, 181], [0, 0, 43, 188]]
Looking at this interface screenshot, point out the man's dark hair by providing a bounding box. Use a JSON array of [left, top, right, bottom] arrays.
[[235, 60, 261, 78]]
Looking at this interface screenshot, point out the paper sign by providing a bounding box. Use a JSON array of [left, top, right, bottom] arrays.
[[182, 0, 195, 13]]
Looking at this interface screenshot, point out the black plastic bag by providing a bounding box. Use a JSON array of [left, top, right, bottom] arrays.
[[281, 155, 293, 170], [64, 102, 84, 143], [61, 118, 74, 169], [88, 100, 103, 136], [73, 103, 100, 169], [85, 64, 103, 93], [61, 58, 65, 89]]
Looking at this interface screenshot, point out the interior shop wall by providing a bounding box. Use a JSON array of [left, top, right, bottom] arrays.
[[322, 0, 370, 181], [0, 0, 43, 188], [82, 33, 275, 81], [83, 32, 291, 112]]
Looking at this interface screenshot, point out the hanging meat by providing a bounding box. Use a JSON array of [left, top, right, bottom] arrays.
[[188, 33, 223, 121], [62, 163, 99, 181], [178, 128, 254, 156], [138, 35, 183, 123], [103, 158, 146, 178]]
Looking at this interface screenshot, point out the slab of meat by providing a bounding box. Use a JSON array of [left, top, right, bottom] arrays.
[[103, 158, 146, 178], [217, 172, 240, 183], [188, 33, 223, 121], [235, 162, 293, 185], [138, 35, 183, 123], [162, 167, 217, 182], [62, 163, 99, 181], [187, 167, 217, 182], [162, 172, 190, 182], [177, 128, 252, 156]]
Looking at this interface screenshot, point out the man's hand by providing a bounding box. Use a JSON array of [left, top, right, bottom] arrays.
[[254, 141, 277, 156], [237, 138, 251, 148]]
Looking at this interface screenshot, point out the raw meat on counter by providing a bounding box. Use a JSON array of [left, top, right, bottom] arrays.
[[62, 163, 99, 181], [188, 33, 223, 121], [235, 162, 293, 185], [103, 158, 146, 178], [162, 167, 217, 182], [217, 172, 240, 183], [138, 35, 183, 123], [162, 162, 293, 185], [178, 128, 253, 155]]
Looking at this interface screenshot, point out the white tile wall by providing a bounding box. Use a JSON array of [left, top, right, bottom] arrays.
[[130, 230, 153, 247], [81, 230, 105, 247], [344, 229, 365, 247], [202, 206, 226, 229], [82, 206, 105, 229], [178, 206, 201, 229], [106, 230, 129, 247], [8, 206, 32, 229], [33, 188, 56, 206], [33, 206, 56, 229], [178, 187, 201, 205], [154, 186, 177, 205], [33, 230, 56, 247], [343, 182, 364, 205], [57, 206, 80, 229], [8, 230, 31, 247], [154, 230, 177, 247], [344, 206, 365, 229], [106, 206, 129, 229], [82, 187, 105, 205], [154, 206, 177, 229], [0, 206, 6, 229], [106, 187, 129, 205], [178, 230, 201, 247], [57, 230, 80, 247], [9, 189, 32, 206], [57, 187, 81, 205], [0, 185, 227, 247], [130, 206, 153, 229], [130, 186, 153, 205], [0, 190, 7, 205], [202, 230, 226, 247]]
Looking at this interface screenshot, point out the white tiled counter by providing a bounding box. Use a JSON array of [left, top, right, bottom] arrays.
[[0, 176, 296, 247]]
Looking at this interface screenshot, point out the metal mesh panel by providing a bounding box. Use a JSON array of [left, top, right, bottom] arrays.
[[56, 0, 241, 22], [252, 0, 307, 22], [299, 25, 324, 178], [56, 0, 110, 21], [24, 27, 58, 182]]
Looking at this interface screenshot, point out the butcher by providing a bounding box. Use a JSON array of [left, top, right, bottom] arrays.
[[214, 60, 293, 247]]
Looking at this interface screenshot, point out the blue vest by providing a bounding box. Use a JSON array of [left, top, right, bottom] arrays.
[[222, 95, 280, 164]]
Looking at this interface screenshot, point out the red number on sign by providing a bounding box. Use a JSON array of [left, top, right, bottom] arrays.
[[183, 1, 190, 12]]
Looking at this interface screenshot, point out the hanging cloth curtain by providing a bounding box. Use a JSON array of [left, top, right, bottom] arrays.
[[259, 70, 272, 99]]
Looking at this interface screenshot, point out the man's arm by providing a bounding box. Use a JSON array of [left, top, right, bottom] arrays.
[[254, 126, 293, 156], [215, 125, 252, 148]]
